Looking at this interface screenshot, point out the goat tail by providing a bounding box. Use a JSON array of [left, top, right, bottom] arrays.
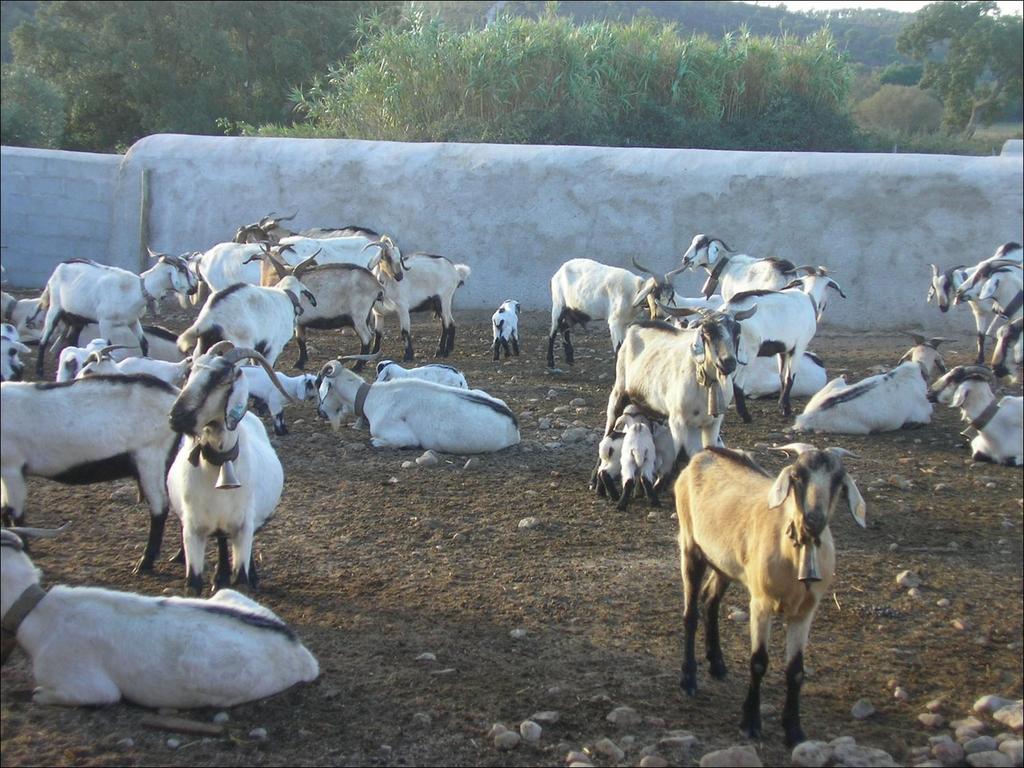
[[455, 264, 471, 285], [37, 283, 51, 313]]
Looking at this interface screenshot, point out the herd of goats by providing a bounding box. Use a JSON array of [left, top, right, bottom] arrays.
[[0, 212, 1021, 748]]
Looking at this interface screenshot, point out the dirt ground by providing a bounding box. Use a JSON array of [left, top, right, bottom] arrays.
[[1, 305, 1022, 768]]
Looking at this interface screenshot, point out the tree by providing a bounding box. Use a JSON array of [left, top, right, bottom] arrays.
[[7, 1, 401, 152], [0, 63, 65, 147], [897, 1, 1023, 137]]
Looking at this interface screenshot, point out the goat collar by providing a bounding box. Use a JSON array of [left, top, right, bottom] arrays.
[[284, 289, 302, 316], [188, 438, 240, 468], [961, 400, 1001, 438], [998, 290, 1023, 319], [1, 583, 46, 664], [354, 382, 371, 418], [700, 255, 730, 298]]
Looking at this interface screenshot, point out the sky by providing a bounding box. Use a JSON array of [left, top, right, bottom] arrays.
[[748, 0, 1023, 14]]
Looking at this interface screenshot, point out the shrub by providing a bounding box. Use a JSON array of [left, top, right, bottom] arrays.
[[0, 64, 66, 148], [854, 84, 943, 135]]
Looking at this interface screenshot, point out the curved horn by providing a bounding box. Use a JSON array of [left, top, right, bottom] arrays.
[[147, 247, 162, 260], [96, 344, 131, 360], [338, 352, 385, 363], [827, 278, 847, 298], [825, 447, 860, 460], [630, 255, 656, 275], [293, 251, 320, 278], [277, 211, 298, 223], [222, 347, 296, 403], [959, 364, 996, 381], [400, 252, 411, 270], [658, 304, 701, 318], [632, 280, 657, 309], [361, 241, 383, 253], [205, 340, 237, 357], [731, 304, 758, 322], [773, 442, 817, 456], [6, 522, 70, 539], [664, 264, 688, 281], [927, 337, 950, 348], [901, 331, 927, 347]]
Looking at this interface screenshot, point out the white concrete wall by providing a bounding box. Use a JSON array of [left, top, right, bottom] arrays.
[[5, 135, 1023, 334], [0, 146, 136, 288]]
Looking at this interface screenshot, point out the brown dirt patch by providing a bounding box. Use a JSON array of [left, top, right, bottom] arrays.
[[2, 306, 1021, 767]]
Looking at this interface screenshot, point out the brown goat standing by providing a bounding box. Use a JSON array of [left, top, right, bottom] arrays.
[[673, 444, 866, 746]]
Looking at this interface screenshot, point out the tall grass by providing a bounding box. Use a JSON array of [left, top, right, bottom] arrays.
[[250, 12, 858, 150]]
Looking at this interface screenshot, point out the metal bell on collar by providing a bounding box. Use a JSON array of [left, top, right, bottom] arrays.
[[215, 460, 241, 490], [797, 542, 822, 583]]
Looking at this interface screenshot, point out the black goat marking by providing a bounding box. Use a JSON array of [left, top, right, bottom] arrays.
[[302, 314, 355, 331], [758, 340, 788, 357], [635, 319, 681, 334], [454, 391, 518, 427], [208, 283, 248, 309], [143, 324, 178, 341], [48, 452, 136, 485], [765, 257, 797, 273], [33, 373, 177, 394], [560, 307, 592, 329], [410, 295, 443, 316], [61, 258, 100, 266], [157, 600, 297, 641], [805, 351, 825, 368], [705, 446, 772, 477], [995, 242, 1021, 258], [730, 288, 781, 303], [815, 374, 883, 410], [255, 340, 269, 357]]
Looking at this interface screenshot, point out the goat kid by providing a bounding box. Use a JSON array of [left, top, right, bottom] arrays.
[[492, 300, 521, 360], [1, 324, 30, 382]]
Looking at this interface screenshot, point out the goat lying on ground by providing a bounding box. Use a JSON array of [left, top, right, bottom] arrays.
[[991, 317, 1022, 382], [1, 324, 29, 382], [928, 365, 1023, 467], [1, 527, 318, 707], [375, 360, 468, 389], [790, 336, 947, 434], [674, 444, 866, 746], [316, 357, 519, 453]]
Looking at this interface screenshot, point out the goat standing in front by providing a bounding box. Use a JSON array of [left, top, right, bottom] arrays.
[[674, 444, 866, 746], [492, 300, 521, 360]]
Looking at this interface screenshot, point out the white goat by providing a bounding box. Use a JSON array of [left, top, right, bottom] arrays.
[[55, 338, 113, 382], [240, 365, 317, 436], [604, 308, 755, 467], [743, 352, 827, 400], [618, 419, 660, 512], [974, 264, 1023, 322], [365, 238, 472, 361], [168, 343, 289, 594], [375, 359, 468, 389], [246, 245, 384, 370], [316, 360, 519, 453], [679, 234, 819, 301], [0, 375, 181, 572], [177, 260, 318, 367], [77, 345, 192, 388], [1, 293, 43, 343], [492, 299, 521, 360], [76, 323, 186, 363], [35, 253, 196, 375], [591, 406, 675, 501], [928, 366, 1023, 467], [1, 324, 30, 382], [1, 527, 318, 707], [991, 317, 1022, 382], [546, 257, 683, 368], [723, 287, 820, 419], [928, 263, 998, 364], [790, 336, 946, 435], [674, 444, 865, 746]]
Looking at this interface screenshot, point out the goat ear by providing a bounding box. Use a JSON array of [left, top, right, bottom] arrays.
[[768, 469, 792, 508], [632, 280, 656, 308], [950, 383, 968, 409], [843, 473, 867, 528], [828, 279, 847, 298]]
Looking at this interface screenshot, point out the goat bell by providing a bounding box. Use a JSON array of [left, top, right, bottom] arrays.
[[797, 542, 822, 583], [215, 460, 241, 490]]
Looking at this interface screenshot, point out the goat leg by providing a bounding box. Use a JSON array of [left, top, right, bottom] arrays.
[[782, 649, 807, 746], [133, 512, 168, 575], [703, 571, 728, 679], [511, 335, 519, 356], [642, 475, 659, 506], [617, 478, 634, 512], [213, 534, 231, 591], [679, 551, 707, 696], [733, 382, 752, 423]]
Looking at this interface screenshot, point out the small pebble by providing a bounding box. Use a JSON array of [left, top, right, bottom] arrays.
[[166, 738, 181, 749], [932, 741, 965, 764], [594, 738, 625, 761], [965, 736, 1000, 755], [415, 652, 437, 662], [936, 598, 951, 608], [518, 517, 540, 530], [908, 587, 922, 598], [606, 705, 642, 726], [729, 609, 748, 622], [488, 723, 508, 738], [510, 628, 528, 639], [976, 696, 1017, 715], [401, 460, 414, 469], [565, 749, 591, 765], [965, 751, 1013, 767], [920, 713, 946, 729], [249, 727, 268, 740], [926, 699, 944, 713], [640, 756, 669, 768], [852, 698, 876, 720], [570, 398, 586, 407], [897, 570, 922, 588], [520, 720, 542, 743], [213, 711, 230, 724], [415, 450, 440, 467], [894, 687, 910, 702], [412, 712, 432, 726], [116, 738, 135, 749], [531, 710, 561, 724], [463, 457, 480, 470], [699, 745, 763, 766], [495, 730, 521, 750]]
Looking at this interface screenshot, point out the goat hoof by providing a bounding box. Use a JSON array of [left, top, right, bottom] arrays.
[[740, 721, 762, 739], [132, 556, 155, 575], [784, 726, 807, 747], [167, 547, 186, 564], [680, 675, 698, 696], [709, 659, 727, 679], [274, 425, 289, 436]]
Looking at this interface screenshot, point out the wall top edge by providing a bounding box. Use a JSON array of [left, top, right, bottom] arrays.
[[1, 145, 122, 163], [119, 133, 1022, 168]]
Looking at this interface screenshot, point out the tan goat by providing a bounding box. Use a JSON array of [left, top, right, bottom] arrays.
[[673, 444, 866, 746]]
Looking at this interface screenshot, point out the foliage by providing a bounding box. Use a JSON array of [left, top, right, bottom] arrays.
[[0, 63, 65, 147], [897, 1, 1023, 137], [6, 0, 401, 151], [262, 13, 855, 151], [854, 84, 943, 135], [878, 61, 923, 86], [0, 0, 36, 62]]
